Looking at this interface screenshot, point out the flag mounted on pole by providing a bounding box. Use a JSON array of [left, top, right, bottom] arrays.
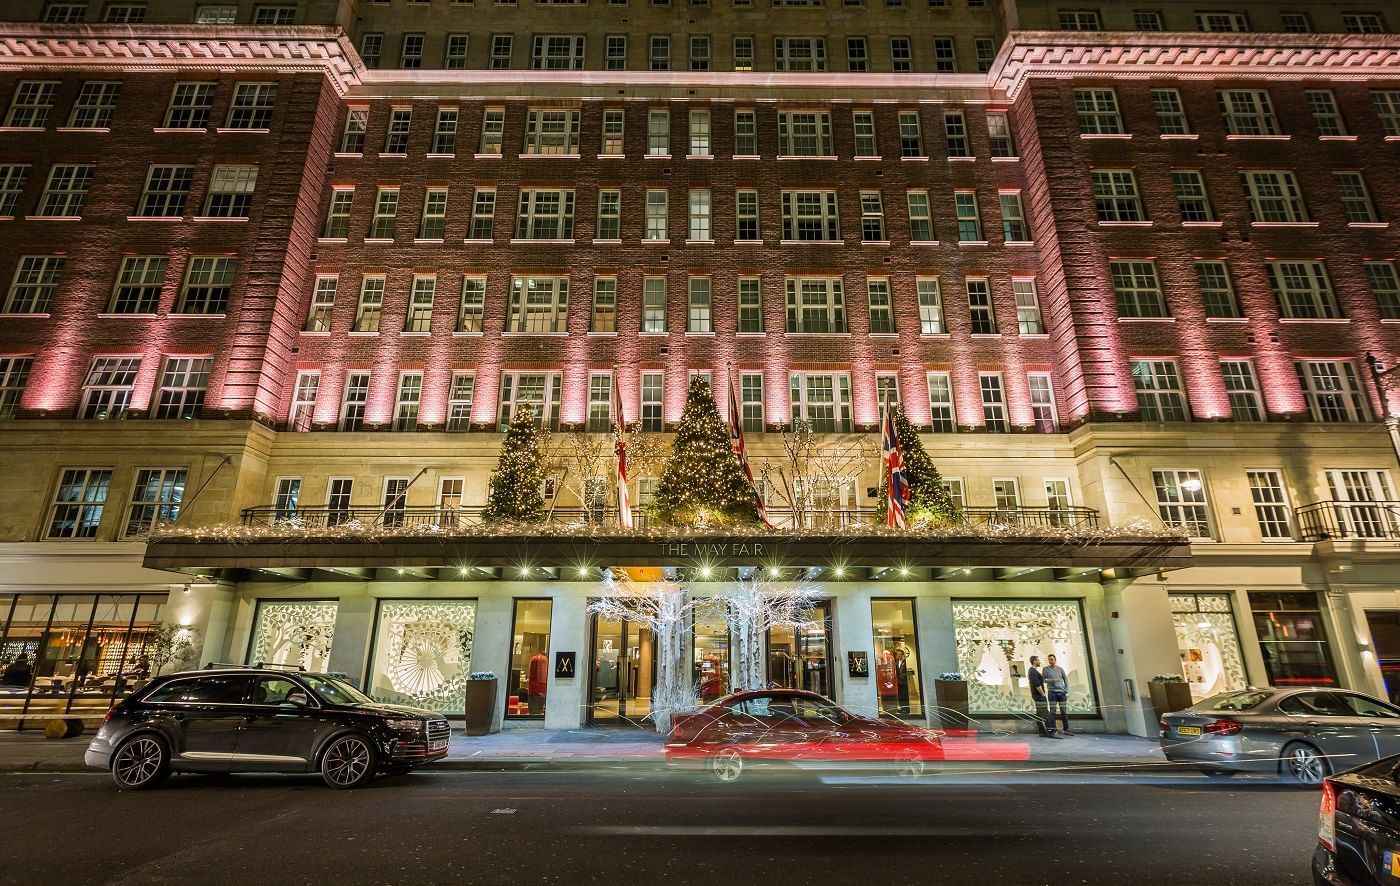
[[727, 369, 774, 529], [881, 395, 910, 529], [612, 370, 633, 529]]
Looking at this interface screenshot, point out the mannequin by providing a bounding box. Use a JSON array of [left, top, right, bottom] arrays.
[[527, 651, 548, 715], [876, 649, 898, 713], [891, 638, 911, 715]]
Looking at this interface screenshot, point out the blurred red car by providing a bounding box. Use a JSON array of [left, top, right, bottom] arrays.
[[665, 689, 944, 781]]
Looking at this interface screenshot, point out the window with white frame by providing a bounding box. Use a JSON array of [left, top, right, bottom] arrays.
[[1000, 192, 1030, 242], [1014, 279, 1044, 334], [0, 356, 33, 419], [68, 81, 120, 129], [933, 36, 957, 73], [980, 373, 1008, 431], [37, 164, 94, 217], [1074, 88, 1125, 134], [898, 111, 923, 156], [649, 35, 670, 70], [5, 256, 64, 313], [1151, 88, 1190, 135], [967, 279, 997, 334], [954, 191, 983, 241], [445, 35, 469, 70], [645, 189, 668, 240], [136, 165, 193, 218], [226, 83, 276, 129], [860, 191, 886, 241], [1343, 12, 1387, 32], [889, 36, 912, 72], [404, 276, 435, 332], [1242, 170, 1308, 222], [469, 189, 496, 239], [1058, 9, 1102, 29], [400, 32, 423, 67], [289, 371, 319, 431], [80, 356, 140, 419], [867, 278, 894, 334], [734, 109, 757, 156], [640, 371, 664, 431], [524, 109, 581, 155], [689, 110, 711, 156], [688, 189, 712, 241], [1153, 469, 1211, 538], [514, 189, 575, 239], [1334, 172, 1379, 223], [1196, 261, 1239, 318], [777, 112, 833, 156], [1246, 469, 1292, 539], [108, 256, 167, 314], [733, 37, 755, 72], [1172, 170, 1213, 222], [446, 373, 475, 431], [1217, 89, 1279, 135], [590, 277, 617, 333], [736, 189, 759, 241], [339, 372, 369, 430], [988, 113, 1016, 157], [44, 4, 88, 23], [432, 108, 458, 155], [306, 276, 336, 332], [459, 277, 486, 332], [203, 164, 257, 217], [927, 372, 955, 432], [905, 191, 934, 242], [123, 468, 186, 537], [508, 276, 569, 332], [368, 187, 399, 239], [176, 256, 235, 314], [775, 37, 827, 71], [1132, 359, 1188, 421], [353, 276, 384, 332], [322, 188, 352, 238], [785, 277, 845, 333], [847, 37, 870, 72], [781, 191, 840, 241], [944, 110, 970, 157], [47, 469, 113, 539], [1196, 11, 1248, 31], [1305, 90, 1346, 136], [1267, 261, 1339, 319], [853, 111, 878, 157], [394, 372, 422, 430], [4, 81, 59, 128], [360, 33, 383, 68], [941, 476, 965, 509], [1373, 91, 1400, 137], [1091, 170, 1144, 221], [587, 372, 613, 431], [1220, 359, 1263, 421], [992, 478, 1020, 510], [325, 477, 353, 526], [642, 277, 667, 332], [153, 356, 212, 419], [489, 35, 513, 69], [601, 109, 625, 155], [0, 165, 29, 217], [418, 188, 448, 240], [595, 189, 621, 240], [1296, 361, 1367, 422], [738, 277, 763, 333], [164, 82, 214, 130], [687, 277, 712, 333], [876, 373, 900, 409], [382, 108, 411, 154], [789, 373, 851, 431], [975, 37, 996, 72], [1028, 373, 1058, 431], [605, 35, 627, 71], [1280, 12, 1311, 32], [498, 372, 562, 429], [479, 108, 505, 153], [1044, 478, 1072, 514], [254, 4, 297, 23], [531, 35, 585, 70], [1112, 260, 1168, 318], [1367, 262, 1400, 319], [740, 373, 763, 432], [917, 278, 944, 334]]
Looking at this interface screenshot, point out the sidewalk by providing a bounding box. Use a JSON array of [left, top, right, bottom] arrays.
[[0, 727, 1168, 774]]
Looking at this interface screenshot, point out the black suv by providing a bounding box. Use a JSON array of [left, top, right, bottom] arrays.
[[85, 665, 450, 790]]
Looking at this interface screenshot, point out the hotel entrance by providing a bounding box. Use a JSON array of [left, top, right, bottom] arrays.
[[588, 613, 655, 725]]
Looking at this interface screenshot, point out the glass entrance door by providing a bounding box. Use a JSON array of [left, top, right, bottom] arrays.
[[589, 614, 654, 726], [767, 601, 833, 699]]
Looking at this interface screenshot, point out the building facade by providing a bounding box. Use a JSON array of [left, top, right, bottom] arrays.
[[0, 0, 1398, 737]]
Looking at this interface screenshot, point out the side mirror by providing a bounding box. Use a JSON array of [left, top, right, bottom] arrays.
[[285, 690, 310, 707]]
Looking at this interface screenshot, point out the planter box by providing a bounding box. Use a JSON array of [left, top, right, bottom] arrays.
[[464, 679, 498, 736], [1148, 681, 1194, 720], [933, 679, 970, 729]]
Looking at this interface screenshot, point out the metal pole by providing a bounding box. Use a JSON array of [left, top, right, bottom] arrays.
[[1364, 353, 1400, 471]]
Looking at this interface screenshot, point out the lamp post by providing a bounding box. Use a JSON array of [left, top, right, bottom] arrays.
[[1364, 352, 1400, 470]]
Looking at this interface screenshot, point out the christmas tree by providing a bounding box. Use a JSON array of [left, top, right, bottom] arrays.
[[879, 404, 962, 526], [482, 403, 547, 524], [652, 376, 761, 527]]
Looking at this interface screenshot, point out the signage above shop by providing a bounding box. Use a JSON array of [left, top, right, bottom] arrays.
[[656, 540, 769, 559]]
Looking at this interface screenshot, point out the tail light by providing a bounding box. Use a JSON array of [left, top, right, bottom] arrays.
[[1318, 780, 1336, 852], [1203, 718, 1243, 736], [103, 706, 117, 723]]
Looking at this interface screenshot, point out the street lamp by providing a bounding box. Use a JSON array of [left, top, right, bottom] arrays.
[[1364, 353, 1400, 469]]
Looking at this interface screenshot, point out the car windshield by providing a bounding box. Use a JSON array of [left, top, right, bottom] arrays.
[[301, 674, 373, 706], [1195, 690, 1273, 712]]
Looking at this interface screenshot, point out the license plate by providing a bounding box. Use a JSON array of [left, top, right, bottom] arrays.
[[1383, 851, 1400, 877], [1176, 726, 1202, 736], [429, 739, 448, 751]]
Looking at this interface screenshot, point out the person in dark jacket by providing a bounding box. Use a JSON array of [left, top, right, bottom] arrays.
[[1027, 656, 1057, 738]]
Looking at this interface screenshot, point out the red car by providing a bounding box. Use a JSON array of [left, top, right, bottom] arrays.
[[665, 688, 944, 781]]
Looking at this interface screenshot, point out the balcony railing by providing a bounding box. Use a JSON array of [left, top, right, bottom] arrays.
[[1295, 500, 1400, 542]]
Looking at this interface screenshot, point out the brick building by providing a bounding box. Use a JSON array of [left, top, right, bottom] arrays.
[[0, 1, 1397, 740]]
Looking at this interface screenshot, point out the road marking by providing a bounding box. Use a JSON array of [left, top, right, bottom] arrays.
[[490, 808, 517, 814]]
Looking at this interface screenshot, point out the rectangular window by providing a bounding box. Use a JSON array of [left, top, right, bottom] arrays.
[[432, 108, 458, 155], [446, 373, 475, 430], [1268, 261, 1338, 319], [777, 112, 833, 156], [1373, 92, 1400, 137], [917, 278, 944, 334], [0, 356, 33, 418], [1241, 170, 1307, 222], [1074, 88, 1124, 134], [906, 191, 934, 242], [497, 372, 562, 430], [738, 277, 763, 333], [508, 276, 570, 333], [1113, 261, 1166, 318], [418, 188, 448, 240], [898, 111, 923, 156], [68, 81, 121, 129], [323, 188, 353, 238], [642, 277, 667, 332], [326, 477, 353, 526], [4, 81, 59, 128], [876, 374, 901, 411], [401, 34, 424, 69], [987, 113, 1016, 157], [38, 164, 94, 217], [289, 371, 319, 431], [1334, 172, 1379, 223], [306, 275, 336, 332], [479, 108, 505, 154], [369, 187, 399, 239], [733, 36, 755, 71], [734, 109, 757, 155], [360, 33, 383, 68], [1154, 469, 1211, 538], [164, 82, 215, 130], [1218, 89, 1279, 136], [459, 277, 486, 332], [136, 165, 193, 218], [445, 35, 470, 70], [523, 109, 580, 155], [108, 256, 167, 314], [47, 469, 112, 539], [649, 35, 670, 70], [123, 468, 186, 536], [469, 189, 496, 239], [1220, 360, 1263, 421], [789, 373, 852, 431], [690, 35, 711, 71], [489, 35, 513, 69], [1195, 261, 1239, 319], [1091, 170, 1145, 222], [647, 109, 669, 156], [980, 373, 1007, 431], [954, 191, 983, 241], [867, 278, 894, 334], [1280, 12, 1311, 32], [587, 373, 613, 431], [0, 165, 29, 217], [967, 279, 997, 334], [226, 82, 276, 129], [736, 189, 759, 241], [860, 191, 886, 242], [847, 37, 869, 72], [974, 37, 996, 72], [1305, 90, 1346, 136], [80, 357, 140, 419], [776, 37, 827, 72], [1367, 262, 1400, 319], [339, 372, 370, 430], [1150, 88, 1190, 135], [514, 189, 576, 239], [999, 192, 1030, 242], [688, 189, 712, 241], [5, 256, 64, 313], [1196, 11, 1248, 31], [781, 190, 840, 241], [605, 35, 627, 71], [852, 111, 877, 157], [944, 110, 970, 157], [1014, 279, 1044, 334], [1343, 12, 1387, 32], [595, 189, 621, 240], [1296, 361, 1367, 422], [927, 372, 955, 432], [1028, 373, 1058, 432], [1245, 470, 1291, 539], [1132, 359, 1188, 421], [1058, 9, 1102, 29], [870, 599, 923, 717], [889, 37, 912, 72], [688, 110, 711, 157], [645, 189, 669, 240], [784, 277, 846, 333], [381, 477, 409, 526], [933, 37, 957, 73], [152, 357, 212, 420], [404, 275, 435, 332], [44, 4, 89, 23], [1172, 170, 1213, 222], [531, 35, 585, 70], [394, 372, 423, 430], [601, 109, 625, 155], [203, 164, 257, 217], [354, 276, 384, 332], [592, 277, 617, 332], [176, 257, 235, 314], [641, 371, 664, 430], [740, 373, 763, 432], [687, 277, 713, 333]]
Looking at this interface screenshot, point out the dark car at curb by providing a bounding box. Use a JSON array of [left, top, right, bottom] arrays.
[[84, 664, 450, 790], [1314, 754, 1400, 885]]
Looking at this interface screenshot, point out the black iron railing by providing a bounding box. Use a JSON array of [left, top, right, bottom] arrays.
[[1295, 500, 1400, 542]]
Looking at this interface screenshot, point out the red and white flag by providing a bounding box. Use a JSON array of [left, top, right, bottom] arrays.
[[881, 394, 910, 529], [727, 371, 774, 529], [613, 372, 633, 529]]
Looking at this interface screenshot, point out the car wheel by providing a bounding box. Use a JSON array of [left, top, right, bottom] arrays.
[[321, 734, 377, 789], [896, 752, 925, 779], [1281, 742, 1329, 788], [111, 734, 170, 791], [709, 749, 743, 783]]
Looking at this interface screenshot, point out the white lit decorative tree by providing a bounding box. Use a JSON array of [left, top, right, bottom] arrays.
[[723, 576, 822, 693]]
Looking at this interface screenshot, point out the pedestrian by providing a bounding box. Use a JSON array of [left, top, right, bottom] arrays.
[[1042, 654, 1072, 736], [1027, 656, 1057, 738]]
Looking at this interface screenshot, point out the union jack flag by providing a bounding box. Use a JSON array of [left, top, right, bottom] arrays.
[[727, 372, 774, 529], [613, 372, 633, 529], [881, 397, 910, 529]]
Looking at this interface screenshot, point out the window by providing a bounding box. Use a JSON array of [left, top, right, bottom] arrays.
[[446, 373, 475, 430], [907, 192, 935, 242], [108, 256, 167, 314], [394, 372, 422, 430], [417, 188, 448, 240], [306, 276, 336, 332], [120, 468, 185, 537], [469, 189, 496, 239], [992, 192, 1031, 243], [1058, 9, 1102, 30], [38, 164, 94, 217], [1251, 593, 1337, 688], [587, 373, 613, 431], [686, 189, 713, 241], [508, 276, 569, 332], [400, 34, 424, 69], [733, 36, 755, 72], [595, 189, 621, 240], [1074, 88, 1124, 134], [322, 188, 353, 238], [777, 112, 833, 156], [688, 110, 711, 157], [136, 165, 193, 217], [738, 277, 763, 333], [974, 37, 996, 73], [859, 192, 886, 241], [0, 357, 33, 418], [649, 35, 670, 70], [852, 111, 878, 157], [524, 109, 581, 155], [498, 372, 562, 429], [532, 35, 585, 70], [889, 37, 912, 72], [1172, 170, 1213, 222], [326, 477, 353, 526], [360, 33, 383, 68], [44, 4, 88, 22], [641, 371, 664, 430], [1334, 172, 1379, 223], [601, 110, 625, 156], [954, 191, 983, 242], [430, 108, 458, 155], [933, 37, 957, 73], [736, 189, 759, 241], [647, 109, 669, 156], [369, 187, 399, 239], [867, 278, 894, 334], [1014, 279, 1044, 334], [1280, 12, 1311, 32], [226, 83, 275, 129], [68, 81, 121, 129], [1196, 11, 1248, 31], [917, 278, 944, 334], [5, 256, 64, 313], [253, 4, 295, 23], [354, 276, 384, 332], [1028, 373, 1058, 432], [1296, 361, 1367, 422], [202, 164, 257, 217], [944, 111, 969, 157], [980, 373, 1007, 431], [785, 277, 846, 333], [869, 599, 923, 717], [459, 277, 486, 332], [776, 37, 827, 72], [1150, 88, 1189, 135], [479, 108, 505, 154], [1132, 9, 1163, 29], [404, 275, 435, 332], [789, 373, 852, 431], [590, 277, 617, 333], [991, 478, 1020, 511], [690, 35, 711, 71], [153, 357, 212, 419], [289, 371, 319, 431], [1241, 171, 1307, 223], [967, 279, 997, 334], [605, 35, 627, 71], [1220, 360, 1263, 421], [5, 81, 58, 128], [642, 277, 667, 332], [927, 372, 955, 432], [1132, 359, 1188, 421], [1305, 90, 1346, 136], [645, 189, 669, 240], [898, 111, 923, 157], [987, 113, 1016, 157], [47, 469, 112, 539], [740, 373, 763, 432], [1367, 262, 1400, 319], [1268, 262, 1338, 319], [80, 357, 140, 419], [445, 35, 469, 70], [1373, 92, 1400, 137], [164, 82, 214, 129], [1112, 261, 1166, 318], [847, 37, 869, 72], [1217, 89, 1279, 136], [1342, 12, 1386, 32], [272, 477, 302, 519], [734, 109, 757, 156], [1091, 170, 1144, 222], [176, 257, 235, 314], [339, 372, 369, 430], [1196, 261, 1239, 318], [1154, 470, 1210, 538], [489, 35, 513, 69], [0, 165, 29, 217], [515, 190, 575, 240], [781, 191, 840, 241]]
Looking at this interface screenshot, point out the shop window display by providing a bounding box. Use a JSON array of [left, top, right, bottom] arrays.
[[767, 601, 831, 698], [693, 601, 731, 703], [506, 599, 551, 718], [1249, 592, 1337, 687], [1169, 593, 1247, 700], [248, 600, 337, 672], [871, 599, 922, 718], [952, 600, 1097, 716], [367, 599, 476, 715]]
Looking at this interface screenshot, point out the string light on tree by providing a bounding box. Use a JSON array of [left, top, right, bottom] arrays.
[[482, 403, 547, 524], [878, 404, 962, 526], [652, 376, 761, 528]]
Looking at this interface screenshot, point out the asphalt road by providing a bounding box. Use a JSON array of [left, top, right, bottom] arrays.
[[0, 768, 1320, 885]]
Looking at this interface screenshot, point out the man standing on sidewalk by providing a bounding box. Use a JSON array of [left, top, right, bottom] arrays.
[[1027, 656, 1055, 738], [1043, 654, 1072, 736]]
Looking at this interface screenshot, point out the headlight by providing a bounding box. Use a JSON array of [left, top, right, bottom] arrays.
[[384, 718, 423, 733]]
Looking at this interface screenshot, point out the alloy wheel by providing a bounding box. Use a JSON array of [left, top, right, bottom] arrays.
[[710, 750, 743, 783], [113, 737, 166, 789], [1286, 745, 1326, 786], [323, 736, 373, 788]]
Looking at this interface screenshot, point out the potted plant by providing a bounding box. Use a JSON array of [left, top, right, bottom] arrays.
[[464, 671, 499, 736], [933, 672, 970, 728], [1148, 673, 1193, 719]]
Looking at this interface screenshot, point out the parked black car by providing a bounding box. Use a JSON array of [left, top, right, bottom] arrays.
[[84, 665, 450, 790], [1314, 753, 1400, 884]]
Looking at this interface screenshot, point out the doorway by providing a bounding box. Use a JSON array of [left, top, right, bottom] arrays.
[[588, 613, 654, 726], [767, 601, 833, 699]]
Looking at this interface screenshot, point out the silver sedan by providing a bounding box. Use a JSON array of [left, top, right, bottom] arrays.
[[1159, 687, 1400, 787]]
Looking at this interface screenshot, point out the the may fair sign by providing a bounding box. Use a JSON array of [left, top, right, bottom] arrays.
[[656, 539, 771, 560]]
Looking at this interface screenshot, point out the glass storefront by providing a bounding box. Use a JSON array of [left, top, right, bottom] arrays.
[[248, 600, 338, 671], [505, 599, 551, 719], [1169, 593, 1248, 700], [0, 593, 169, 715], [1365, 611, 1400, 706], [366, 598, 476, 715], [1249, 592, 1337, 687], [871, 599, 922, 718], [693, 601, 730, 703], [767, 601, 832, 698], [952, 599, 1098, 716], [590, 613, 654, 724]]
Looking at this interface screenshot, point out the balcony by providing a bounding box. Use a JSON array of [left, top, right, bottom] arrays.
[[1295, 501, 1400, 542]]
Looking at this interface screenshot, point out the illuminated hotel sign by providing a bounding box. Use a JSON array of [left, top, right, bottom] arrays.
[[657, 541, 768, 559]]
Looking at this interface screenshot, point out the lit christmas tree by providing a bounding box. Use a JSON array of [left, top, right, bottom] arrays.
[[652, 376, 761, 527], [482, 404, 547, 524], [878, 404, 962, 526]]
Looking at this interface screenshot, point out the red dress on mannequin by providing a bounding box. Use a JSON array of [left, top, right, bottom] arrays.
[[527, 652, 548, 714]]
